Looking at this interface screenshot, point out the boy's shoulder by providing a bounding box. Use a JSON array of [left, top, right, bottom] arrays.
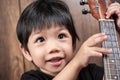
[[20, 69, 53, 80], [77, 64, 104, 80], [84, 63, 103, 71], [20, 64, 103, 80]]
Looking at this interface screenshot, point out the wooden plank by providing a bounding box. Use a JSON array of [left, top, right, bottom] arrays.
[[19, 0, 33, 13], [19, 0, 36, 72], [0, 0, 24, 80]]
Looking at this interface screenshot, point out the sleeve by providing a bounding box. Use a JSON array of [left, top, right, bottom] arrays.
[[21, 70, 39, 80], [88, 64, 104, 80], [77, 64, 104, 80], [20, 70, 53, 80]]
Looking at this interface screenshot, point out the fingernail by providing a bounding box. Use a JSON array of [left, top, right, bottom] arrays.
[[98, 53, 102, 57], [106, 16, 109, 19], [108, 49, 112, 53]]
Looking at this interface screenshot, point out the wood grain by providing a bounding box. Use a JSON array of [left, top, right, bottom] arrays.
[[0, 0, 24, 80]]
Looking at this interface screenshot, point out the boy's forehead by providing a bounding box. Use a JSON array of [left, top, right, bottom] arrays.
[[30, 25, 68, 36], [32, 24, 67, 32]]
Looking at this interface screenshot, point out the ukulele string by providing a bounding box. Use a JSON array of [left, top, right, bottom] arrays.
[[110, 20, 120, 79], [106, 0, 120, 79], [95, 0, 112, 79], [101, 20, 111, 79]]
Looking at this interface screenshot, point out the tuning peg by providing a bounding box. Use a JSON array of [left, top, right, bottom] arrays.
[[80, 0, 88, 5], [82, 8, 90, 14]]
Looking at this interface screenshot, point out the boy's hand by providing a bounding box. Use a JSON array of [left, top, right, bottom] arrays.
[[106, 2, 120, 30], [75, 33, 112, 67]]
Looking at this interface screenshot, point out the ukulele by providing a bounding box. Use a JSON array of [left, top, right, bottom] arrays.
[[80, 0, 120, 80]]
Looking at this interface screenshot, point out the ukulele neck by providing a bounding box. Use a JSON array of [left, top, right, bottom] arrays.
[[99, 19, 120, 80]]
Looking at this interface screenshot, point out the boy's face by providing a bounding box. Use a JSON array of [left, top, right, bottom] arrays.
[[21, 25, 74, 76]]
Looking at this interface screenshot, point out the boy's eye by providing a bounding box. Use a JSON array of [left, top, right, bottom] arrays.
[[58, 34, 66, 39], [36, 37, 45, 43]]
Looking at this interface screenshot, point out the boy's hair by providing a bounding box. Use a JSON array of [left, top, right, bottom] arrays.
[[16, 0, 79, 50]]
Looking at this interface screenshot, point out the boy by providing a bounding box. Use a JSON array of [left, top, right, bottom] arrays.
[[16, 0, 120, 80]]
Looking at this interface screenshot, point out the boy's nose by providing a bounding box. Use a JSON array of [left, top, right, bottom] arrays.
[[46, 41, 61, 54], [49, 47, 60, 54]]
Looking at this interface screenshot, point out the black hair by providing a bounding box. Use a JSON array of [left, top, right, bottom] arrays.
[[16, 0, 79, 50]]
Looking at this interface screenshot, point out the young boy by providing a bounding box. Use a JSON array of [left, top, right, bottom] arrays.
[[16, 0, 120, 80]]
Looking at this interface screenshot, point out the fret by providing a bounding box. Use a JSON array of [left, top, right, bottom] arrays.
[[113, 48, 120, 54], [105, 53, 120, 58], [104, 58, 120, 63], [99, 19, 120, 80], [106, 69, 120, 73], [104, 63, 120, 70], [104, 79, 118, 80], [104, 74, 120, 80], [104, 58, 120, 68], [107, 35, 117, 41], [104, 79, 119, 80], [103, 41, 119, 48], [105, 73, 120, 77], [112, 42, 119, 47], [100, 20, 116, 35]]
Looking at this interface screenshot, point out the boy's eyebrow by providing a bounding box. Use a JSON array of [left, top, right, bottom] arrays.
[[34, 31, 41, 34], [31, 26, 67, 34], [31, 30, 42, 36]]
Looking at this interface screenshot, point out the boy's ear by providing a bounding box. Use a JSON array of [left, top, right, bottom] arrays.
[[19, 44, 32, 61]]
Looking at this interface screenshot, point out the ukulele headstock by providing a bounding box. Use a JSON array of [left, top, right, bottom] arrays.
[[80, 0, 112, 20]]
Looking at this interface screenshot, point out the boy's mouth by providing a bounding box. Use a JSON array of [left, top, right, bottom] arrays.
[[49, 58, 62, 62], [47, 57, 63, 66]]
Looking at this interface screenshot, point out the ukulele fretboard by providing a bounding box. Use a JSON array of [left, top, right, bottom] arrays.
[[99, 19, 120, 80]]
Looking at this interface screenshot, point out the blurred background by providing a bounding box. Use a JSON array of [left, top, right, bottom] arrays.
[[0, 0, 119, 80]]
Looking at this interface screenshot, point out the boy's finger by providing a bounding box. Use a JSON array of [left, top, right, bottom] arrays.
[[106, 2, 120, 18], [109, 2, 120, 7], [85, 33, 107, 47], [90, 47, 112, 57], [93, 47, 112, 54]]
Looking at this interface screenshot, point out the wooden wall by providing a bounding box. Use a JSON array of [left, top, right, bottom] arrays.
[[0, 0, 22, 80], [1, 0, 118, 80]]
